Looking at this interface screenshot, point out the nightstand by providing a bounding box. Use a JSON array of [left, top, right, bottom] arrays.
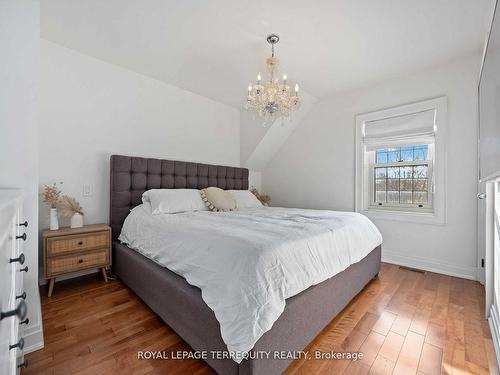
[[43, 224, 112, 297]]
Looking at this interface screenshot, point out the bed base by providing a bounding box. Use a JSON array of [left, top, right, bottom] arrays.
[[112, 243, 381, 375]]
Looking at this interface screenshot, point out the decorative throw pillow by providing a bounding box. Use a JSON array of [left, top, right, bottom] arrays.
[[200, 187, 236, 212]]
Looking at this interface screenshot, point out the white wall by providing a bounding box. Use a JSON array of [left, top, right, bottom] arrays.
[[263, 56, 481, 279], [240, 91, 318, 171], [240, 111, 269, 166], [0, 0, 43, 352], [39, 39, 240, 270], [248, 171, 262, 191]]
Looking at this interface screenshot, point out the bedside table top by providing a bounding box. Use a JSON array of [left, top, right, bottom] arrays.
[[43, 223, 111, 238]]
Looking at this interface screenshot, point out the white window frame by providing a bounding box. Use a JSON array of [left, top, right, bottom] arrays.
[[355, 97, 447, 225]]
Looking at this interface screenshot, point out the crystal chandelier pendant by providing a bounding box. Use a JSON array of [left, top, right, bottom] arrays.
[[244, 34, 300, 125]]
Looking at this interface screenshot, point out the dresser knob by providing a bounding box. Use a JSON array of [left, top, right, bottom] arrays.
[[0, 300, 27, 321], [20, 266, 28, 273], [78, 241, 83, 245], [19, 318, 29, 325], [16, 233, 27, 241], [16, 292, 26, 300], [78, 259, 83, 263], [10, 253, 25, 265], [18, 360, 28, 369], [9, 338, 24, 351], [18, 221, 28, 227]]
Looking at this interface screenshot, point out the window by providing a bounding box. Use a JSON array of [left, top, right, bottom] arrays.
[[355, 97, 447, 224], [370, 144, 433, 211]]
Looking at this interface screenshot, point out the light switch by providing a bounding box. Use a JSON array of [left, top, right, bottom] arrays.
[[83, 184, 92, 197]]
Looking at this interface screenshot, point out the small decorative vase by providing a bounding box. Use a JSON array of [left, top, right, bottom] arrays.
[[49, 208, 59, 230], [70, 213, 83, 228]]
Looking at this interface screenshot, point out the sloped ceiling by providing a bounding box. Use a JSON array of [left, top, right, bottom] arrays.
[[41, 0, 493, 109], [242, 91, 317, 170]]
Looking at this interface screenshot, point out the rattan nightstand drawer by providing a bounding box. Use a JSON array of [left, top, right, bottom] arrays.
[[47, 231, 109, 257], [47, 248, 110, 276]]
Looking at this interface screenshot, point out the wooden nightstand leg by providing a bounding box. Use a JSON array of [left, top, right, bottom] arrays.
[[101, 267, 108, 283], [48, 278, 55, 297]]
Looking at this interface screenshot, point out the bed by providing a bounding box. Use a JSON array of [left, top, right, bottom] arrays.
[[109, 155, 382, 375]]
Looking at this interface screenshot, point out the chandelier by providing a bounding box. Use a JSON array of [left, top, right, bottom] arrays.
[[244, 34, 300, 125]]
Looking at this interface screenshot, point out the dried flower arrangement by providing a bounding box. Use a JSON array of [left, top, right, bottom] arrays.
[[250, 187, 271, 206], [61, 195, 84, 217], [42, 182, 63, 208]]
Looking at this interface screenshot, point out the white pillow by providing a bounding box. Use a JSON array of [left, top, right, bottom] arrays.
[[228, 190, 263, 209], [142, 189, 208, 214]]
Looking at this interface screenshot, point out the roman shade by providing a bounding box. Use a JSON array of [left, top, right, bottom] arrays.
[[362, 109, 436, 149]]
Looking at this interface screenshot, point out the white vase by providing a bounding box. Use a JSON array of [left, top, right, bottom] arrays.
[[49, 208, 59, 230], [70, 213, 83, 228]]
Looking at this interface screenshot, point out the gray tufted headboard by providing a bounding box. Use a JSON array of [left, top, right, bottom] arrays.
[[109, 155, 249, 240]]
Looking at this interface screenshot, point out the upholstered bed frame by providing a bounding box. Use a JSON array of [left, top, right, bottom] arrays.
[[109, 154, 381, 375]]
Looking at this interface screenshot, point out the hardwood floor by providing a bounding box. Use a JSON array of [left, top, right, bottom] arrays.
[[24, 263, 499, 375]]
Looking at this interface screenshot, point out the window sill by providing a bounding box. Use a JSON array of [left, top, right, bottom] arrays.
[[360, 207, 445, 225]]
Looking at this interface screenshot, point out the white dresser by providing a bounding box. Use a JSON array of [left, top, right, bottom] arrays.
[[0, 190, 29, 374]]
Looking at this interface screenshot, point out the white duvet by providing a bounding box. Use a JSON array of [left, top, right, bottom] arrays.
[[119, 205, 382, 363]]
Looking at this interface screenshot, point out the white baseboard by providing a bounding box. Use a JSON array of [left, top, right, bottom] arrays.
[[489, 304, 500, 371], [22, 293, 45, 354], [382, 249, 477, 280], [23, 323, 44, 354]]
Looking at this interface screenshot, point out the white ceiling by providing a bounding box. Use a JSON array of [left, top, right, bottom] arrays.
[[41, 0, 494, 108]]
